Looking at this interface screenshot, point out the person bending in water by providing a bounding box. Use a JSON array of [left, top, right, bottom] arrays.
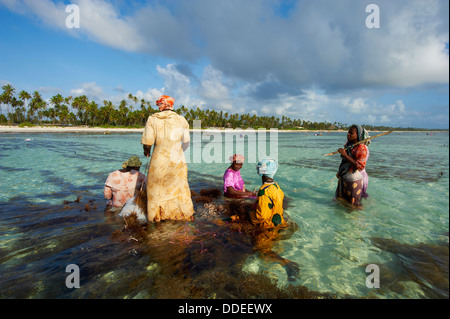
[[104, 155, 146, 213], [248, 158, 286, 228], [223, 154, 256, 198], [225, 158, 300, 281], [335, 124, 370, 208]]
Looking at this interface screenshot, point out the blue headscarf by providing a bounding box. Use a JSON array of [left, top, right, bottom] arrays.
[[256, 158, 278, 178]]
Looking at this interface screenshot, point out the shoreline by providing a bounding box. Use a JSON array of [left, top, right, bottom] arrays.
[[0, 125, 341, 133], [0, 125, 446, 134]]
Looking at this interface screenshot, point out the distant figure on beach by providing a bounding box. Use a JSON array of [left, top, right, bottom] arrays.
[[335, 125, 370, 208], [223, 154, 257, 198], [104, 155, 146, 213], [141, 95, 195, 223]]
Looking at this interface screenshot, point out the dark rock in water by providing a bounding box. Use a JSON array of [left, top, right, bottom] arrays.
[[370, 237, 449, 298], [199, 188, 222, 198]]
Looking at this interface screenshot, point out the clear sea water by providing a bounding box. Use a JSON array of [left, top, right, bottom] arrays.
[[0, 130, 448, 299]]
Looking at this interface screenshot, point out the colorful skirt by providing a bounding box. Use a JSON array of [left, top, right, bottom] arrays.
[[335, 169, 368, 207]]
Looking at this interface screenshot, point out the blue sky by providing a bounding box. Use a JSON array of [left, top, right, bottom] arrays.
[[0, 0, 448, 129]]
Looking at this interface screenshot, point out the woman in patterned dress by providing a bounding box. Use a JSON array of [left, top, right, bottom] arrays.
[[335, 125, 370, 208], [141, 95, 195, 223]]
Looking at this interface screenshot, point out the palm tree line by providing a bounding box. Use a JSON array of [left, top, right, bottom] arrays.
[[0, 85, 150, 128], [0, 84, 437, 131]]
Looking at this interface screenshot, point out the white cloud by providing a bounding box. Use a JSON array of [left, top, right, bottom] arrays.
[[22, 0, 66, 28], [135, 88, 163, 106], [9, 0, 448, 90], [198, 65, 230, 101], [74, 0, 143, 51], [155, 63, 197, 108], [2, 0, 448, 128], [196, 65, 236, 111], [4, 0, 144, 52], [345, 98, 369, 115], [150, 63, 236, 111], [70, 82, 104, 100]]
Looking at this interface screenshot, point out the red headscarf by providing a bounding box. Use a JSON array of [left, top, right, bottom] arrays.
[[156, 95, 175, 111]]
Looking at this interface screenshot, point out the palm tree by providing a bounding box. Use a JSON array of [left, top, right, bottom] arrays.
[[1, 84, 16, 122], [7, 97, 22, 124], [0, 86, 378, 131], [127, 93, 138, 113], [39, 101, 48, 124], [59, 105, 70, 125], [101, 100, 115, 125], [44, 107, 56, 124], [87, 101, 99, 126], [50, 94, 64, 123], [118, 100, 129, 126], [28, 91, 41, 124], [68, 112, 77, 125], [72, 95, 89, 125], [19, 90, 31, 121]]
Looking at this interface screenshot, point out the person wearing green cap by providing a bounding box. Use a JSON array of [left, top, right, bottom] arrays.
[[104, 155, 146, 212]]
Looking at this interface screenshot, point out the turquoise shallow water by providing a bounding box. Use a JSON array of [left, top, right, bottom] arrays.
[[0, 131, 448, 298]]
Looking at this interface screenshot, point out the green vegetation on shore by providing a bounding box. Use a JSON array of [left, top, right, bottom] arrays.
[[0, 84, 445, 131]]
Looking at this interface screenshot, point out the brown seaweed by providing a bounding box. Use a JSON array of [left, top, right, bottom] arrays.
[[370, 237, 449, 298], [199, 187, 222, 198], [106, 188, 332, 298], [192, 195, 212, 203]]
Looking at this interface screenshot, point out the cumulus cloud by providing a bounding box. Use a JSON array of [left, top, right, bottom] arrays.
[[357, 0, 449, 87], [198, 66, 229, 101], [1, 0, 144, 51], [196, 65, 235, 110], [2, 0, 448, 127], [174, 0, 448, 91], [73, 0, 144, 51], [9, 0, 447, 90], [70, 82, 104, 100]]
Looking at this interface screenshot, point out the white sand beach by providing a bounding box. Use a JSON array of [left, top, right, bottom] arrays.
[[0, 125, 342, 134], [0, 125, 143, 133]]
